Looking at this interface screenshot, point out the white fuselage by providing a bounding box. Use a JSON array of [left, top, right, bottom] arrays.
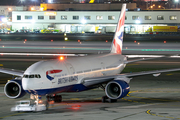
[[22, 53, 127, 95]]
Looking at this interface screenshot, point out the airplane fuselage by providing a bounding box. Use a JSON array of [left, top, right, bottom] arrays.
[[22, 53, 127, 96]]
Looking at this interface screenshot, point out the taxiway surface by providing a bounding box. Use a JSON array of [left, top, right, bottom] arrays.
[[0, 41, 180, 55], [0, 40, 180, 120]]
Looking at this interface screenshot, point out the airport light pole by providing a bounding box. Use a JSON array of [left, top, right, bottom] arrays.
[[175, 0, 179, 9]]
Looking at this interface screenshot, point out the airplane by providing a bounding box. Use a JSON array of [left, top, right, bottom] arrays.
[[1, 4, 180, 105]]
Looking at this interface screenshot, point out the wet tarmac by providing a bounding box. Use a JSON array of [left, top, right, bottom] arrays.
[[0, 39, 180, 120], [0, 59, 180, 120]]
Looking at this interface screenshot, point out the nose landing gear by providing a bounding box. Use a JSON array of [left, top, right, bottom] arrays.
[[30, 94, 48, 110]]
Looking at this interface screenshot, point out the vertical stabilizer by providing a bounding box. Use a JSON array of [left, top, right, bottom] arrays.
[[110, 4, 126, 54]]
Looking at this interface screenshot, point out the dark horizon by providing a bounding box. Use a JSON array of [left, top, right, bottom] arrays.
[[0, 0, 76, 6], [0, 0, 41, 6]]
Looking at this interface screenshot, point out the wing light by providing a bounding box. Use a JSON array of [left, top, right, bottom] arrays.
[[59, 56, 65, 61]]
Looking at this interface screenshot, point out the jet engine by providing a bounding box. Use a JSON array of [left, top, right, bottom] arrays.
[[105, 80, 130, 99], [4, 79, 26, 99]]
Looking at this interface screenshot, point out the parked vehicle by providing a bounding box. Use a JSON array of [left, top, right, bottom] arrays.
[[11, 100, 46, 112]]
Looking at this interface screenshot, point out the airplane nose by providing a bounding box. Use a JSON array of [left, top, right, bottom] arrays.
[[22, 78, 29, 90]]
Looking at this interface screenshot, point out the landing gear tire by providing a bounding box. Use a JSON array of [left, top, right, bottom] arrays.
[[55, 95, 62, 103], [45, 101, 49, 110], [46, 95, 62, 103], [47, 96, 50, 102], [102, 96, 117, 103], [108, 99, 117, 103], [102, 96, 108, 103]]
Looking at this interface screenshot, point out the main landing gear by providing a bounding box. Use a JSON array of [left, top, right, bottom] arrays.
[[46, 94, 62, 103], [100, 84, 118, 103], [102, 96, 117, 103]]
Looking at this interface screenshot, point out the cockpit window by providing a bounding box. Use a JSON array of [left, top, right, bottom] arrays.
[[38, 75, 41, 78], [35, 74, 38, 78], [23, 74, 41, 79], [29, 75, 34, 78], [35, 74, 41, 78], [23, 75, 29, 78]]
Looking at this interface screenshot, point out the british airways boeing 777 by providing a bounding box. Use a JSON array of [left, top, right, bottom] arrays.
[[1, 4, 180, 105]]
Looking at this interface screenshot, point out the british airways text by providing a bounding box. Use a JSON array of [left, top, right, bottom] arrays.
[[58, 76, 78, 84]]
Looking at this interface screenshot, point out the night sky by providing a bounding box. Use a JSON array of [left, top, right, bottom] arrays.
[[0, 0, 42, 6], [0, 0, 79, 5]]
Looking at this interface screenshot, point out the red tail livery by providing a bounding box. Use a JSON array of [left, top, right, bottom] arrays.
[[111, 4, 126, 54]]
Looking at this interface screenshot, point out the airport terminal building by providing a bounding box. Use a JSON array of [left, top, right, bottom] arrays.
[[11, 3, 180, 34]]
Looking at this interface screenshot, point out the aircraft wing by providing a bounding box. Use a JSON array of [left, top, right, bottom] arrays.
[[0, 68, 24, 77], [82, 75, 115, 86], [82, 68, 180, 87], [125, 55, 179, 64], [125, 57, 159, 64], [119, 68, 180, 78]]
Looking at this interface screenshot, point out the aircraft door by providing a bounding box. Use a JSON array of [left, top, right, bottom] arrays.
[[101, 62, 105, 69], [65, 63, 75, 75], [101, 62, 107, 76]]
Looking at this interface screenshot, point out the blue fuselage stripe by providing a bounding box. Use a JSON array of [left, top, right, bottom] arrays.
[[25, 84, 92, 95]]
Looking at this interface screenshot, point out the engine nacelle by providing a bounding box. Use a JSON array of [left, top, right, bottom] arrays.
[[105, 80, 130, 99], [4, 79, 26, 99]]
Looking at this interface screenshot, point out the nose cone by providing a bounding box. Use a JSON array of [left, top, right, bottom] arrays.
[[22, 61, 44, 90]]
